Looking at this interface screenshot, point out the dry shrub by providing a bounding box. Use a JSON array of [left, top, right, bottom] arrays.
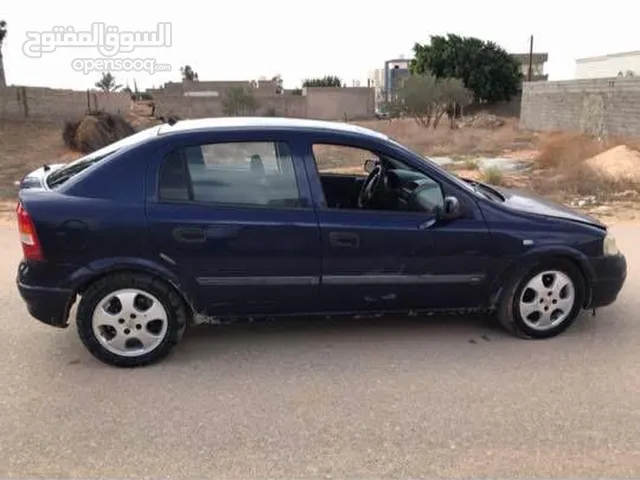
[[535, 132, 607, 169], [355, 117, 535, 158], [532, 131, 640, 199], [63, 112, 135, 153], [530, 164, 637, 201], [62, 120, 81, 150], [481, 167, 504, 186]]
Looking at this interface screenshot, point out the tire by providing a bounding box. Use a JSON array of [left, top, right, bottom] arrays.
[[496, 259, 585, 339], [76, 273, 189, 367]]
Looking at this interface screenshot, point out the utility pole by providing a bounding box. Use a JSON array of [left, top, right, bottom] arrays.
[[527, 35, 534, 82]]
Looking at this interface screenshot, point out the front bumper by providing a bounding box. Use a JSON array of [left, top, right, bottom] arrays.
[[586, 253, 627, 309]]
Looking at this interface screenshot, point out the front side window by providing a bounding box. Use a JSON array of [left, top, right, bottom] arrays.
[[311, 142, 445, 214], [159, 141, 300, 207]]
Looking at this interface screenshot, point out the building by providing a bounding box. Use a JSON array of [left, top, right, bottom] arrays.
[[510, 53, 549, 82], [575, 51, 640, 79], [367, 58, 411, 106]]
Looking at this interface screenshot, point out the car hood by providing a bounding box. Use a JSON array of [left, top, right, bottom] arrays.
[[483, 184, 607, 230], [17, 164, 66, 190]]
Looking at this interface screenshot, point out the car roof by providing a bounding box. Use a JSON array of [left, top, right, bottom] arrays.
[[156, 117, 389, 140]]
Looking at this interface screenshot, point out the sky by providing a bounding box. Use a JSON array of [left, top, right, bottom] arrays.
[[2, 0, 639, 91]]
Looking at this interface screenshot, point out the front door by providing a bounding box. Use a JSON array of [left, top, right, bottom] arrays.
[[146, 133, 322, 317], [305, 138, 492, 314]]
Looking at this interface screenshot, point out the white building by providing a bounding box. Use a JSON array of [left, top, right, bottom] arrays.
[[575, 51, 640, 79]]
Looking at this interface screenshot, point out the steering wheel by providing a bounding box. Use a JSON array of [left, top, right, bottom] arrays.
[[358, 164, 383, 208]]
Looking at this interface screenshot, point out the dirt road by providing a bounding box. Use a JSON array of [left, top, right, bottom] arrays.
[[0, 222, 638, 478]]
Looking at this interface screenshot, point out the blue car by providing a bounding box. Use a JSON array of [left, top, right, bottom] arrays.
[[16, 118, 627, 367]]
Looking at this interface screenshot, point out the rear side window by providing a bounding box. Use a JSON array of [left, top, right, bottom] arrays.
[[158, 141, 300, 207]]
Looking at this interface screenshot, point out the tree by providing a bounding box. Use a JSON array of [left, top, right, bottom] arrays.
[[221, 86, 259, 116], [437, 77, 473, 128], [0, 20, 7, 88], [180, 65, 199, 81], [411, 34, 522, 103], [95, 72, 122, 92], [302, 75, 342, 88], [388, 73, 473, 129]]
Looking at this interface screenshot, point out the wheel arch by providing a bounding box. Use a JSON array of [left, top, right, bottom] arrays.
[[63, 260, 198, 326], [489, 247, 594, 309]]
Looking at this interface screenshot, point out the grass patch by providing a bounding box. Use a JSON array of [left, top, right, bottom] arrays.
[[481, 167, 504, 185], [462, 159, 478, 170]]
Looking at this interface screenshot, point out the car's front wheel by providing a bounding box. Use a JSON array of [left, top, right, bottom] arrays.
[[76, 273, 188, 367], [497, 259, 585, 339]]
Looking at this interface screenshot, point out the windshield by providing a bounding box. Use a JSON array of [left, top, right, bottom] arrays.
[[46, 125, 161, 188]]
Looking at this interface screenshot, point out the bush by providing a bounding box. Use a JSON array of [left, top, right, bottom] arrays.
[[481, 166, 503, 185], [536, 132, 606, 169], [62, 120, 81, 150]]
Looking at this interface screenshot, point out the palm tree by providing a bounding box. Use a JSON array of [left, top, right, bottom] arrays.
[[0, 20, 7, 88], [95, 72, 122, 92]]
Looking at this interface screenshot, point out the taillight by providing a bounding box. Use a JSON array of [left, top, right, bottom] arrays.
[[16, 202, 44, 261]]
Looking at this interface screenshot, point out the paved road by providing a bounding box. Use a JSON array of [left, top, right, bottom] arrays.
[[0, 222, 639, 479]]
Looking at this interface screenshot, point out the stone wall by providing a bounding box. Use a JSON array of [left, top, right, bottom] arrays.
[[520, 78, 640, 137], [0, 86, 132, 122]]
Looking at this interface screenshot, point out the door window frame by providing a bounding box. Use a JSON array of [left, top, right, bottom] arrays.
[[147, 130, 315, 211], [303, 136, 448, 217]]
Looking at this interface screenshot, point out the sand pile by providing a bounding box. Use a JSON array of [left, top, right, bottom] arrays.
[[585, 145, 640, 184]]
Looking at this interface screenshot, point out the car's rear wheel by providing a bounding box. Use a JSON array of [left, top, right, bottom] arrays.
[[76, 273, 188, 367], [497, 259, 585, 339]]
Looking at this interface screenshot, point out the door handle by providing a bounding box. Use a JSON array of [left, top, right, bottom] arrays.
[[173, 226, 206, 243], [329, 232, 359, 248]]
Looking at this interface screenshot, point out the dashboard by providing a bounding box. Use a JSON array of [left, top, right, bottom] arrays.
[[386, 168, 444, 213]]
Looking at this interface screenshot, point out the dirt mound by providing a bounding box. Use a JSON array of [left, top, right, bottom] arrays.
[[585, 145, 640, 183], [63, 112, 135, 154], [458, 113, 506, 129]]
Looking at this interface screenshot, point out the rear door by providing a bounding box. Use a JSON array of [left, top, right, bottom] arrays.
[[145, 130, 322, 317]]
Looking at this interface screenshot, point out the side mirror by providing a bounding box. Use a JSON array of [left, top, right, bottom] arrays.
[[363, 159, 377, 174], [439, 196, 462, 220]]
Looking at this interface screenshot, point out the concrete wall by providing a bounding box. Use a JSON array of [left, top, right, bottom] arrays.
[[520, 78, 640, 137], [0, 84, 375, 123], [303, 87, 374, 120], [153, 87, 374, 121], [153, 93, 308, 119], [0, 86, 132, 122]]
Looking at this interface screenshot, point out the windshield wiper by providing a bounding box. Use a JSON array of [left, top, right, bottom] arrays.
[[463, 179, 494, 201]]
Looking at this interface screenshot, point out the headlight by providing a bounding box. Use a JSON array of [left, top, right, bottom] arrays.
[[603, 233, 619, 256]]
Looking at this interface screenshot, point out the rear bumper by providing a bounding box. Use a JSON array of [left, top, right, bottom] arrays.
[[17, 282, 73, 328], [586, 253, 627, 309], [16, 260, 75, 328]]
